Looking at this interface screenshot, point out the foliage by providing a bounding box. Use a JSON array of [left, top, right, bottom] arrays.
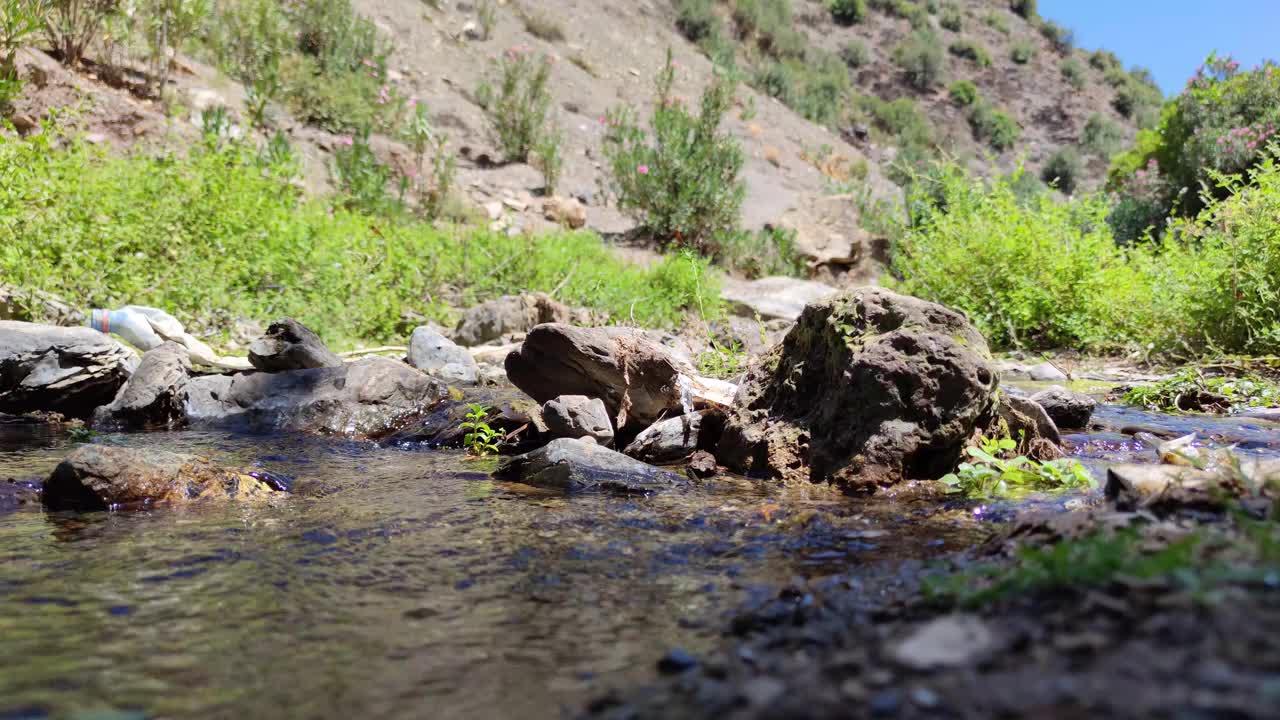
[[461, 404, 502, 457], [1040, 146, 1082, 194], [696, 340, 747, 379], [521, 9, 564, 42], [718, 226, 805, 278], [947, 79, 978, 106], [676, 0, 720, 43], [0, 132, 721, 347], [1081, 112, 1124, 158], [827, 0, 865, 25], [1059, 57, 1084, 89], [1089, 49, 1121, 73], [602, 50, 744, 253], [0, 0, 45, 110], [940, 435, 1095, 499], [1009, 39, 1034, 65], [948, 38, 991, 67], [331, 127, 394, 214], [839, 39, 869, 68], [1008, 0, 1035, 20], [476, 0, 495, 40], [476, 47, 556, 163], [937, 4, 960, 31], [856, 94, 936, 184], [1037, 18, 1072, 54], [43, 0, 116, 67], [892, 28, 944, 90], [143, 0, 209, 96], [968, 101, 1019, 151], [984, 11, 1009, 34], [1110, 54, 1278, 228], [1123, 368, 1280, 413]]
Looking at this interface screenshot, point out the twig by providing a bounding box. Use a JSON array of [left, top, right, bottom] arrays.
[[339, 346, 407, 358], [549, 261, 580, 299]]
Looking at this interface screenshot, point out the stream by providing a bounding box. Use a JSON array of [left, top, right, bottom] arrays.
[[2, 403, 1279, 720]]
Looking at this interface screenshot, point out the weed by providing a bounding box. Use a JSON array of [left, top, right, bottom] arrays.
[[43, 0, 116, 67], [675, 0, 720, 43], [461, 403, 501, 456], [940, 435, 1095, 499], [938, 4, 960, 31], [476, 47, 555, 163], [1, 0, 44, 110], [1038, 18, 1072, 54], [1040, 146, 1083, 194], [1059, 57, 1085, 89], [332, 127, 395, 214], [66, 425, 95, 443], [827, 0, 866, 25], [1123, 369, 1280, 413], [1080, 112, 1124, 158], [696, 339, 747, 379], [948, 38, 991, 67], [839, 39, 869, 68], [892, 29, 945, 90], [143, 0, 209, 97], [534, 126, 562, 194], [984, 11, 1009, 34], [968, 101, 1020, 151], [718, 225, 805, 278], [1010, 39, 1034, 65], [476, 0, 495, 40], [947, 79, 978, 106]]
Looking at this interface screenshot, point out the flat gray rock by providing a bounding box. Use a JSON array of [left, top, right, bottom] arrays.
[[542, 395, 614, 444], [407, 326, 478, 385], [248, 318, 343, 372], [0, 321, 136, 418], [720, 276, 839, 321], [495, 438, 686, 493], [93, 342, 191, 429]]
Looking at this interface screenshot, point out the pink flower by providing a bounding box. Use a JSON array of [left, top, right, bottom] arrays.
[[408, 99, 417, 109], [339, 136, 354, 147], [599, 116, 606, 124], [378, 85, 391, 104], [637, 164, 649, 175]]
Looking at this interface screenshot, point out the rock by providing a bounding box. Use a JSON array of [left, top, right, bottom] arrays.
[[687, 450, 718, 478], [999, 360, 1068, 382], [543, 195, 587, 229], [407, 326, 479, 385], [0, 321, 137, 418], [381, 387, 545, 452], [720, 276, 839, 321], [43, 445, 284, 511], [505, 324, 687, 431], [656, 649, 698, 675], [1105, 461, 1280, 514], [717, 288, 997, 490], [494, 438, 686, 493], [92, 342, 190, 429], [454, 293, 598, 347], [542, 395, 614, 444], [623, 411, 715, 463], [247, 318, 343, 372], [1030, 385, 1096, 429], [888, 615, 997, 671], [185, 356, 448, 439], [994, 395, 1062, 459], [0, 285, 84, 325]]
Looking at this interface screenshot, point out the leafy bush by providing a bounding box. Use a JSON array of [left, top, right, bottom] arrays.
[[1081, 112, 1124, 158], [144, 0, 210, 94], [856, 94, 936, 183], [938, 4, 961, 31], [892, 29, 945, 90], [1123, 368, 1280, 412], [1009, 0, 1035, 19], [1, 0, 44, 110], [1040, 146, 1083, 194], [603, 50, 744, 252], [984, 11, 1009, 34], [331, 128, 395, 214], [827, 0, 866, 25], [0, 132, 720, 346], [948, 38, 991, 67], [840, 39, 869, 68], [968, 101, 1019, 150], [476, 48, 555, 163], [947, 79, 978, 106], [718, 225, 805, 278], [1010, 39, 1034, 64], [941, 435, 1094, 499], [1059, 57, 1085, 89], [675, 0, 720, 42], [1089, 49, 1121, 73], [43, 0, 116, 67], [1038, 18, 1072, 54]]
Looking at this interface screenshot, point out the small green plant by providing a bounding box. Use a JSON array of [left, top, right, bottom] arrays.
[[1, 0, 46, 111], [827, 0, 866, 25], [1040, 146, 1083, 194], [403, 101, 456, 220], [143, 0, 210, 97], [940, 434, 1095, 499], [461, 403, 501, 456], [534, 126, 562, 194], [947, 79, 978, 106], [1009, 39, 1034, 64], [602, 48, 744, 252], [1123, 369, 1280, 413], [696, 339, 747, 379], [675, 0, 720, 43], [1080, 112, 1123, 158], [66, 425, 95, 443], [893, 28, 945, 90], [984, 11, 1009, 34], [1060, 57, 1085, 89], [840, 39, 869, 68], [948, 38, 991, 67], [476, 47, 555, 163], [43, 0, 116, 67], [332, 127, 395, 214], [968, 101, 1020, 150], [1039, 18, 1073, 54], [718, 225, 805, 278], [938, 5, 961, 31]]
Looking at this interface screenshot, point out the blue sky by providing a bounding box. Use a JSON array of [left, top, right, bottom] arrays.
[[1039, 0, 1280, 95]]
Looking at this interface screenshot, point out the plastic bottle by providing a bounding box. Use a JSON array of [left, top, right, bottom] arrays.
[[87, 308, 165, 351]]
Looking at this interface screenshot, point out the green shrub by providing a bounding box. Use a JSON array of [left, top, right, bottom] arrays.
[[1089, 49, 1121, 73], [734, 0, 802, 59], [43, 0, 116, 67], [1081, 112, 1124, 158], [1124, 368, 1280, 412], [941, 435, 1094, 499], [1009, 0, 1035, 19], [0, 0, 45, 111], [984, 11, 1009, 34], [1040, 146, 1083, 194], [1060, 57, 1085, 89], [947, 79, 978, 106], [675, 0, 720, 43], [856, 94, 936, 184], [331, 127, 396, 214], [948, 38, 991, 67], [603, 50, 744, 252], [1010, 39, 1034, 64], [521, 9, 565, 42], [792, 51, 850, 127], [0, 133, 722, 346], [752, 60, 794, 104], [827, 0, 866, 25], [1038, 19, 1073, 54], [868, 0, 928, 28], [840, 39, 869, 68], [938, 4, 961, 31], [968, 102, 1019, 150], [893, 28, 945, 90], [476, 48, 556, 163], [718, 226, 805, 278]]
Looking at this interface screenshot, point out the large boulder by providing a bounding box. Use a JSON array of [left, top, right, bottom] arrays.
[[43, 445, 285, 510], [494, 438, 686, 493], [0, 321, 136, 418], [248, 318, 343, 371], [505, 324, 687, 431], [1031, 386, 1096, 429], [542, 395, 614, 444], [994, 394, 1062, 460], [92, 342, 191, 429], [623, 411, 718, 464], [454, 292, 598, 347], [407, 326, 479, 385], [717, 287, 998, 491], [185, 356, 448, 439]]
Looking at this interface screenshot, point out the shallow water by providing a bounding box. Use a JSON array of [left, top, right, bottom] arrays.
[[0, 427, 975, 720]]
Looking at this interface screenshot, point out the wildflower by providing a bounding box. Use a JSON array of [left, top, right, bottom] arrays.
[[339, 136, 354, 147], [637, 164, 649, 175], [408, 99, 417, 109]]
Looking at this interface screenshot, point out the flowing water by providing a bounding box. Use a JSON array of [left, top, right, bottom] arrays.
[[4, 403, 1279, 720]]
